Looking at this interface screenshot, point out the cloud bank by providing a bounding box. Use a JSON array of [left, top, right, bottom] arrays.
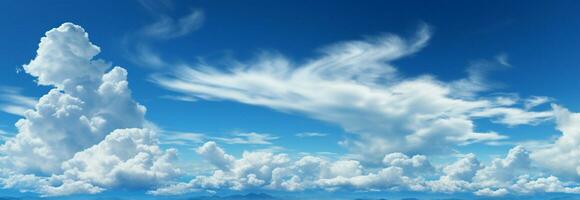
[[151, 142, 580, 196]]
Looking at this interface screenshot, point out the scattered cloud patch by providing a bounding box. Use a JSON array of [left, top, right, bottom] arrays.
[[295, 132, 327, 138], [0, 87, 37, 116], [213, 132, 279, 145]]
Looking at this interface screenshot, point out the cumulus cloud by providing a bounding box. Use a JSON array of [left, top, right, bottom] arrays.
[[60, 128, 179, 189], [473, 146, 531, 188], [152, 142, 580, 196], [196, 141, 235, 171], [474, 188, 509, 197], [153, 24, 551, 161], [442, 154, 482, 182], [0, 23, 178, 196], [152, 141, 375, 195], [382, 153, 434, 176], [532, 105, 580, 178]]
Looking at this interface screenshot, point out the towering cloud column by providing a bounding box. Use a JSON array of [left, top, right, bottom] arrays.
[[0, 23, 178, 196]]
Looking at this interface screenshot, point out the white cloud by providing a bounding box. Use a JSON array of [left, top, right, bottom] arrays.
[[22, 23, 109, 87], [470, 107, 553, 126], [152, 142, 580, 196], [474, 188, 508, 197], [0, 87, 37, 116], [382, 153, 434, 176], [473, 146, 531, 188], [153, 24, 551, 162], [511, 176, 580, 194], [196, 141, 235, 171], [123, 2, 204, 69], [0, 23, 178, 196], [532, 105, 580, 178], [212, 132, 278, 145], [295, 132, 327, 138], [524, 96, 552, 110], [60, 128, 179, 189], [141, 9, 204, 39], [442, 154, 481, 182], [159, 131, 205, 146]]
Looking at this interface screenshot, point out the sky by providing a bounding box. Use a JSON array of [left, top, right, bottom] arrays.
[[0, 0, 579, 199]]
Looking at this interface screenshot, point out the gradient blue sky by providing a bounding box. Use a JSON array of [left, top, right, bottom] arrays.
[[0, 0, 579, 199]]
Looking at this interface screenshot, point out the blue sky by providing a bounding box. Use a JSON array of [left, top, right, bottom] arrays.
[[0, 0, 580, 199]]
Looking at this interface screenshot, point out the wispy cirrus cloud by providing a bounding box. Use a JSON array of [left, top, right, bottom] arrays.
[[152, 24, 551, 162], [123, 1, 205, 69], [212, 132, 279, 145], [295, 132, 327, 138], [141, 8, 204, 39], [0, 87, 37, 116], [158, 129, 279, 147]]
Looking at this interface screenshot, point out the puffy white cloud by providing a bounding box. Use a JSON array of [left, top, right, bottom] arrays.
[[0, 23, 148, 175], [442, 154, 481, 182], [22, 23, 109, 87], [0, 23, 178, 196], [474, 188, 508, 197], [532, 105, 580, 178], [152, 142, 374, 194], [473, 146, 531, 188], [196, 141, 235, 171], [382, 153, 433, 176], [316, 167, 424, 191], [474, 175, 580, 197], [153, 24, 551, 162], [153, 142, 580, 196], [327, 160, 364, 178], [60, 128, 179, 189]]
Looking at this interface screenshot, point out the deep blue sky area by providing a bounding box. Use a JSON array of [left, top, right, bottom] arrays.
[[0, 0, 579, 199]]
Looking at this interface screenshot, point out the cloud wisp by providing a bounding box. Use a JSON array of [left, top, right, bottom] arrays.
[[0, 87, 37, 116], [123, 1, 204, 69], [152, 24, 552, 161]]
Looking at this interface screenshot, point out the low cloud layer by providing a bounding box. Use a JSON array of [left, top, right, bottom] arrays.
[[151, 141, 580, 196]]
